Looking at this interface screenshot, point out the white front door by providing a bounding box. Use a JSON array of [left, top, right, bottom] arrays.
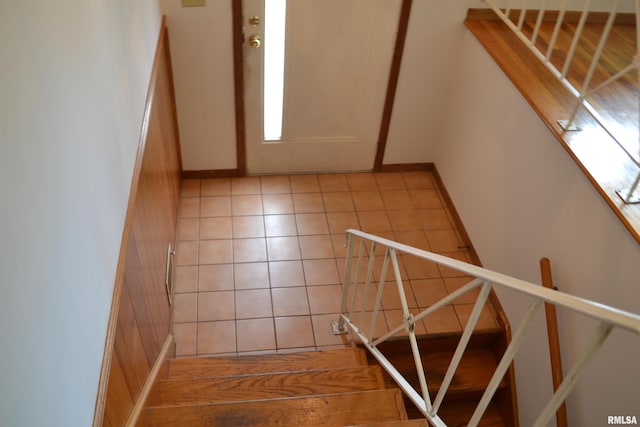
[[242, 0, 402, 174]]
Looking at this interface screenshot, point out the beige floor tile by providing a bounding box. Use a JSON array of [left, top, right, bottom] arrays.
[[180, 197, 201, 218], [197, 321, 236, 354], [263, 194, 294, 214], [351, 191, 385, 211], [290, 174, 320, 193], [201, 178, 230, 196], [173, 322, 197, 357], [274, 316, 316, 349], [176, 241, 198, 266], [233, 238, 267, 263], [296, 213, 329, 235], [381, 190, 414, 210], [266, 236, 301, 261], [200, 217, 232, 240], [236, 289, 273, 319], [384, 309, 427, 337], [318, 173, 349, 192], [307, 285, 343, 314], [322, 192, 355, 212], [422, 305, 462, 334], [379, 281, 418, 310], [231, 176, 261, 195], [387, 209, 422, 232], [260, 175, 291, 194], [393, 230, 430, 251], [402, 171, 435, 189], [265, 214, 297, 237], [237, 318, 276, 352], [199, 239, 233, 265], [402, 254, 441, 280], [200, 196, 231, 217], [426, 229, 463, 253], [272, 287, 310, 316], [357, 211, 391, 233], [443, 276, 480, 304], [232, 216, 265, 238], [437, 251, 471, 277], [454, 304, 499, 331], [409, 189, 443, 209], [181, 179, 201, 197], [198, 291, 235, 321], [347, 173, 378, 191], [178, 217, 199, 241], [174, 266, 198, 293], [292, 193, 325, 213], [374, 173, 406, 190], [411, 279, 449, 308], [299, 235, 335, 259], [173, 293, 197, 323], [199, 264, 234, 292], [232, 195, 263, 216], [234, 262, 270, 289], [417, 208, 452, 230], [269, 260, 305, 287], [311, 314, 351, 347], [303, 259, 341, 286], [326, 212, 360, 235]]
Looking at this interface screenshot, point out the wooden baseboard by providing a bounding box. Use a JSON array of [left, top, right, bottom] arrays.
[[125, 334, 174, 427], [379, 162, 433, 172], [182, 168, 244, 179]]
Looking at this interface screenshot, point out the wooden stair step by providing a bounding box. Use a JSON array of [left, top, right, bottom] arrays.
[[437, 400, 506, 427], [168, 348, 367, 380], [147, 366, 385, 406], [372, 345, 505, 396], [344, 420, 429, 427], [144, 389, 409, 427]]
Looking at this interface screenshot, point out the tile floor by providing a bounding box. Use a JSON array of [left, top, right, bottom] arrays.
[[172, 171, 500, 357]]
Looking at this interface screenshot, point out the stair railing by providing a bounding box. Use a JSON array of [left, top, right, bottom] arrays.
[[481, 0, 640, 203], [332, 229, 640, 427]]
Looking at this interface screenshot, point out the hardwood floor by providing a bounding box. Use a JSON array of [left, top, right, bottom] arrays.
[[466, 11, 640, 244]]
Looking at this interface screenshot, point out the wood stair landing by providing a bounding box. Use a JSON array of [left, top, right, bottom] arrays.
[[138, 348, 416, 427]]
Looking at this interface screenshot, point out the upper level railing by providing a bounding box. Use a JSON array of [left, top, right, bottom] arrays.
[[333, 229, 640, 427], [482, 0, 640, 203]]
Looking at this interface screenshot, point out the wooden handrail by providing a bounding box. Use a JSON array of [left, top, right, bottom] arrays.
[[540, 257, 568, 427]]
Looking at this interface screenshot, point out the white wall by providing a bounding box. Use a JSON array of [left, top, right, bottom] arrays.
[[434, 30, 640, 426], [161, 0, 237, 171], [0, 2, 161, 426], [384, 0, 484, 164]]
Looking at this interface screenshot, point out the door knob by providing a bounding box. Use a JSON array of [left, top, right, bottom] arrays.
[[249, 34, 262, 48]]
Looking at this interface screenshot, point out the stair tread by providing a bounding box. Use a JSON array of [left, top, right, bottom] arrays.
[[437, 400, 506, 427], [371, 345, 505, 394], [148, 366, 385, 406], [345, 420, 429, 427], [144, 389, 408, 427], [169, 348, 367, 379]]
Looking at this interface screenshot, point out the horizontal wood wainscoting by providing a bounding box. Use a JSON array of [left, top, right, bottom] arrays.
[[94, 20, 183, 427]]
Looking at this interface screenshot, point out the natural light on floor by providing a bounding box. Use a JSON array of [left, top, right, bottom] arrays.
[[264, 0, 286, 141]]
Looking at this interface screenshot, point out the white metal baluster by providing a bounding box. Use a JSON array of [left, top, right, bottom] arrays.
[[532, 322, 614, 427], [566, 0, 620, 127], [358, 242, 378, 327], [546, 0, 568, 60], [517, 0, 529, 30], [531, 0, 548, 47], [369, 248, 390, 341], [348, 238, 367, 320], [388, 249, 434, 414], [430, 281, 493, 417], [333, 233, 355, 334], [468, 299, 545, 427], [505, 0, 512, 21], [561, 0, 591, 79]]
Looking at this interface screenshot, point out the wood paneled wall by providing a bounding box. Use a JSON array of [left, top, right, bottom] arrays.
[[96, 21, 182, 427]]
